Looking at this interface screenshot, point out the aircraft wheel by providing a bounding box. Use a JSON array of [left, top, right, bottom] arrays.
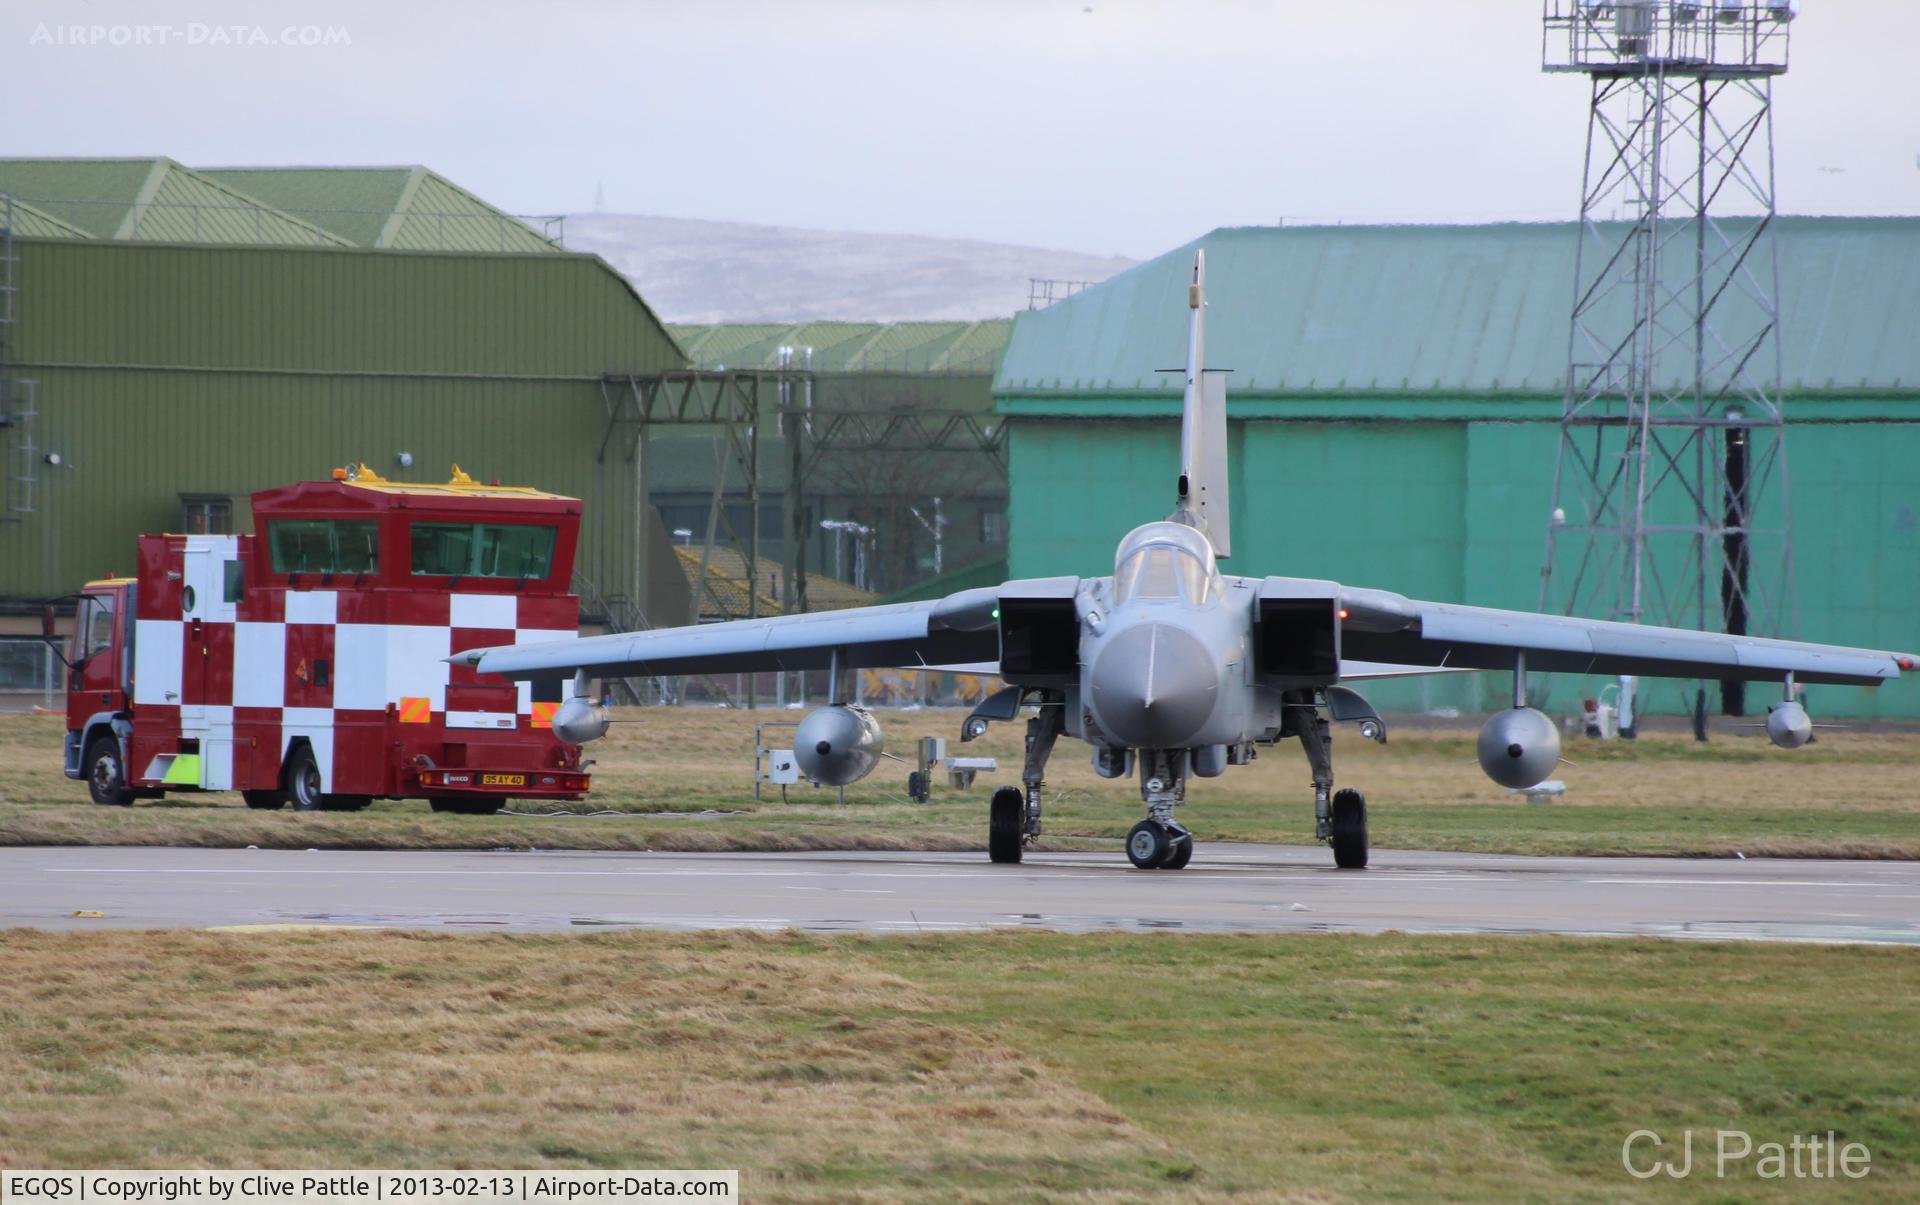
[[1127, 819, 1173, 869], [906, 770, 925, 803], [1331, 788, 1368, 870], [988, 786, 1024, 864], [1161, 831, 1194, 870], [84, 735, 134, 806], [242, 790, 286, 810]]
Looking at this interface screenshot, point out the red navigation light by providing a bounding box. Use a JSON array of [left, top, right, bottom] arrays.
[[1337, 608, 1350, 621]]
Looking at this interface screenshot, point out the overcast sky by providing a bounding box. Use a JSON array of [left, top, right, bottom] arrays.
[[11, 0, 1918, 258]]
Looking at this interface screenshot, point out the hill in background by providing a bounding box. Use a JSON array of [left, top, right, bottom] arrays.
[[562, 212, 1137, 323]]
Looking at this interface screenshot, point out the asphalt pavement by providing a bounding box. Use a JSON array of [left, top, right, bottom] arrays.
[[5, 844, 1918, 944]]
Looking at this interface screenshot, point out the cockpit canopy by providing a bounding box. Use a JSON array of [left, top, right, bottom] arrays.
[[1113, 521, 1220, 607]]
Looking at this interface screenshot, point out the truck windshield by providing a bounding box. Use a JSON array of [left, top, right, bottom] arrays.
[[268, 520, 380, 574], [411, 522, 556, 580]]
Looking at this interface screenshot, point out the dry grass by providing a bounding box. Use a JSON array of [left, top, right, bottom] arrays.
[[4, 709, 1920, 858], [1, 928, 1914, 1201], [0, 929, 1180, 1201]]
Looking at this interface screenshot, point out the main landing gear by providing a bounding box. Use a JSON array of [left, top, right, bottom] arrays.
[[1292, 688, 1369, 869], [979, 692, 1063, 865]]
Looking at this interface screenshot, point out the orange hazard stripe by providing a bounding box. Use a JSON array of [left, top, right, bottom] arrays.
[[531, 701, 560, 729], [398, 697, 432, 724]]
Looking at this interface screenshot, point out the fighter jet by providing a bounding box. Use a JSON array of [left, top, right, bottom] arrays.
[[458, 250, 1915, 871]]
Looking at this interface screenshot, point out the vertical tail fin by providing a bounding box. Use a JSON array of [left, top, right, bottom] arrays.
[[1173, 249, 1231, 556]]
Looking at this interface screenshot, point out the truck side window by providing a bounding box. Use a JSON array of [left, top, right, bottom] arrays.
[[267, 520, 380, 574], [86, 594, 115, 657], [411, 522, 556, 579], [224, 560, 244, 603]]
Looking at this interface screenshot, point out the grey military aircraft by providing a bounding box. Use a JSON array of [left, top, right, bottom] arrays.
[[459, 250, 1915, 871]]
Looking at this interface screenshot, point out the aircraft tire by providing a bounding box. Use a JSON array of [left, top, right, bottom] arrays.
[[1127, 819, 1172, 869], [988, 786, 1025, 863], [1331, 788, 1368, 870], [1161, 831, 1194, 870]]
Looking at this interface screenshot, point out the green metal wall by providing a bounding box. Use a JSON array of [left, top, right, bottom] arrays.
[[1, 238, 685, 614], [1007, 412, 1920, 719]]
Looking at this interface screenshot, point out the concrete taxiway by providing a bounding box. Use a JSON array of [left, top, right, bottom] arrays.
[[4, 844, 1917, 945]]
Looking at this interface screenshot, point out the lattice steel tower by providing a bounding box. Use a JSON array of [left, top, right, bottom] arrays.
[[1538, 1, 1800, 721]]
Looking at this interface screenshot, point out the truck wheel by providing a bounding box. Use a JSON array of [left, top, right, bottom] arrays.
[[285, 747, 325, 812], [84, 735, 134, 807], [242, 790, 286, 810]]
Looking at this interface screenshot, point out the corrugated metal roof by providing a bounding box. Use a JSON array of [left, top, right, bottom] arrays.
[[197, 167, 412, 246], [0, 196, 94, 239], [201, 166, 563, 253], [134, 162, 351, 246], [0, 158, 160, 237], [0, 158, 351, 246], [670, 320, 1010, 374], [994, 219, 1920, 398]]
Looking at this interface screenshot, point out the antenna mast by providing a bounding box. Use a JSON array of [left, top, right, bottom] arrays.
[[1538, 0, 1800, 725]]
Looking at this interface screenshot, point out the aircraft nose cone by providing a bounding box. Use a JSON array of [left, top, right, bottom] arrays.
[[1089, 622, 1217, 748]]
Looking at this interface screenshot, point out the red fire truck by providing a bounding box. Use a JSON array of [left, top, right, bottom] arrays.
[[57, 466, 591, 812]]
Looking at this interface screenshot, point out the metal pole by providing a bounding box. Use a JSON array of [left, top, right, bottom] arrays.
[[746, 376, 760, 710], [692, 436, 726, 624]]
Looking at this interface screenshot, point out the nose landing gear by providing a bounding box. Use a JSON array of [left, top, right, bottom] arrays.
[[1126, 818, 1193, 869], [1125, 750, 1194, 869]]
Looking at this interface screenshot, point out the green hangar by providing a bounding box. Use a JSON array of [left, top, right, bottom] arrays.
[[0, 157, 692, 661], [994, 221, 1920, 719]]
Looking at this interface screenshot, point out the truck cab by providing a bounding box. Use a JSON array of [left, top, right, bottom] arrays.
[[62, 578, 140, 804]]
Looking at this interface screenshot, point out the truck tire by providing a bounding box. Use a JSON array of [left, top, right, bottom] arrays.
[[284, 746, 325, 812], [84, 734, 134, 807]]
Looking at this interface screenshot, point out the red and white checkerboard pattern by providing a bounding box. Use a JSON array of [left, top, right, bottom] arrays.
[[131, 534, 575, 793]]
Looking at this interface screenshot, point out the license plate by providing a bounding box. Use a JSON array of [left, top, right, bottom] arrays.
[[481, 774, 525, 787]]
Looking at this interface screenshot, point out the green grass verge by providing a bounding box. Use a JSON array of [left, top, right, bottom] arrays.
[[5, 711, 1919, 858]]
